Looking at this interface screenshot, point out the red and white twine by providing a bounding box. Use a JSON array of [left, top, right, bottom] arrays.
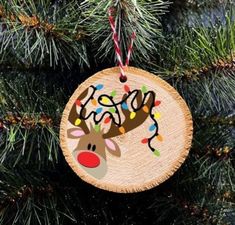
[[108, 8, 136, 82]]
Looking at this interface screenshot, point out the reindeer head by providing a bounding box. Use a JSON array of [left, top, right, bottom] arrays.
[[67, 85, 156, 179], [67, 124, 121, 179]]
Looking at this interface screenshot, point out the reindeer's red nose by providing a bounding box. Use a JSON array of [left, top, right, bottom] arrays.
[[77, 152, 100, 168]]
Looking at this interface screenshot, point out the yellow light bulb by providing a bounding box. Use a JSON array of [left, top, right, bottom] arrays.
[[130, 111, 136, 119], [142, 105, 149, 113], [101, 97, 110, 104], [75, 118, 81, 126], [154, 112, 161, 119], [119, 126, 125, 134]]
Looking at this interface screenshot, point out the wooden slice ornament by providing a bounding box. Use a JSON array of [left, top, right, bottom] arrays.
[[60, 8, 192, 192], [60, 67, 193, 193]]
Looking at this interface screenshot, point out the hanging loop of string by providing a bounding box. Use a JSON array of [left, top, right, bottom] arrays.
[[108, 8, 136, 83]]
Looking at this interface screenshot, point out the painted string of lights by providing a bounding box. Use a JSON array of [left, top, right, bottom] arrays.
[[75, 84, 162, 156]]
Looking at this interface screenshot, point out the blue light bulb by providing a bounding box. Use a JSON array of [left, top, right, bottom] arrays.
[[96, 107, 103, 114], [121, 102, 128, 110], [149, 124, 156, 131], [96, 84, 104, 90]]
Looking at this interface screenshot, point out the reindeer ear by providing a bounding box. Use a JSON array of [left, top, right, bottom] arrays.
[[105, 139, 121, 157], [67, 128, 85, 139]]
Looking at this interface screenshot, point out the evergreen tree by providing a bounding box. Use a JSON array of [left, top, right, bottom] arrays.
[[0, 0, 234, 224]]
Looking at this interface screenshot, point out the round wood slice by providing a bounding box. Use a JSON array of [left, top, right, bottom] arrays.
[[60, 67, 193, 193]]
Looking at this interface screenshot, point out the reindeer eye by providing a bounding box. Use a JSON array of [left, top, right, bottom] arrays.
[[87, 143, 91, 150], [92, 145, 96, 151]]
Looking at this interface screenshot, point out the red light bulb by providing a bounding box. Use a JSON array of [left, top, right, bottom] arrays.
[[141, 138, 148, 144], [124, 85, 130, 93], [155, 100, 161, 106], [104, 117, 111, 124], [75, 99, 81, 106]]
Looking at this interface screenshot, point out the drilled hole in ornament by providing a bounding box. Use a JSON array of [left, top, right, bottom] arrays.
[[119, 75, 127, 83]]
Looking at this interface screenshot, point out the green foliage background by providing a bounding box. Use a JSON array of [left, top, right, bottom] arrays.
[[0, 0, 234, 224]]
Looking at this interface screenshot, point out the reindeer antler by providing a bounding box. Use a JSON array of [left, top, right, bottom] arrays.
[[103, 90, 155, 139], [68, 89, 90, 134]]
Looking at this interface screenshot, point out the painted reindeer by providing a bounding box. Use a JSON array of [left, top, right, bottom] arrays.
[[67, 85, 157, 179]]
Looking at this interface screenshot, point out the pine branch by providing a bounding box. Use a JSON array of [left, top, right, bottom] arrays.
[[190, 114, 235, 192], [82, 0, 170, 65], [0, 0, 89, 69], [130, 155, 235, 225], [193, 153, 235, 192], [0, 122, 60, 168], [146, 188, 234, 225], [153, 8, 235, 79], [194, 115, 235, 151], [172, 0, 233, 9], [0, 165, 77, 225], [197, 115, 235, 126], [0, 71, 68, 169], [162, 0, 234, 33], [171, 69, 235, 116]]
